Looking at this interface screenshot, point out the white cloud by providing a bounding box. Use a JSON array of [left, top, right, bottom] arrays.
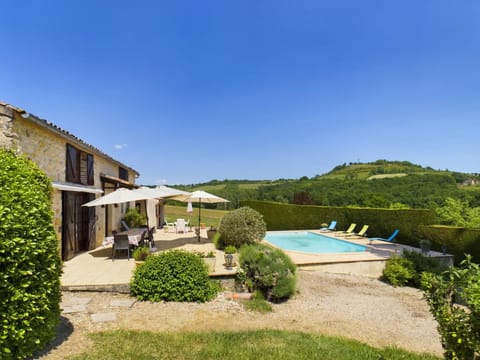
[[114, 144, 127, 150], [155, 179, 167, 185]]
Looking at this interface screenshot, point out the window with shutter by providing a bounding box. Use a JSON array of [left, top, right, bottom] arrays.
[[66, 144, 94, 185], [87, 154, 94, 185], [66, 144, 80, 183], [119, 167, 128, 181]]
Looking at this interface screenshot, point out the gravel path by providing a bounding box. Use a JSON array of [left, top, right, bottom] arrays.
[[39, 270, 443, 359]]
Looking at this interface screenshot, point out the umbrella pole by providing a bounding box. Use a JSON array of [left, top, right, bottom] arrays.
[[198, 199, 201, 242]]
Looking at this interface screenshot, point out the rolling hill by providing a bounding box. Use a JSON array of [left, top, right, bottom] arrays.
[[153, 160, 480, 210]]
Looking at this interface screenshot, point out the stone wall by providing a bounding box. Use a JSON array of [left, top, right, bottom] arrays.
[[0, 104, 19, 150], [1, 104, 138, 252]]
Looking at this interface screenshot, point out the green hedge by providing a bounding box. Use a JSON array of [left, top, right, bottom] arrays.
[[418, 225, 480, 264], [241, 200, 435, 245], [0, 150, 62, 359]]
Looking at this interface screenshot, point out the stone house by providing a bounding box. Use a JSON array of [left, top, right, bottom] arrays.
[[0, 101, 139, 260]]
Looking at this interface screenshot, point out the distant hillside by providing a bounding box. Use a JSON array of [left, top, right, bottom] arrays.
[[155, 160, 480, 210], [320, 160, 447, 180]]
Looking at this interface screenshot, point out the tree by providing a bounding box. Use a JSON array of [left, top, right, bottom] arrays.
[[436, 197, 480, 228]]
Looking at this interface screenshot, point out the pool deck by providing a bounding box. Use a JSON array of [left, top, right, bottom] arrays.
[[61, 228, 454, 291], [266, 230, 454, 277]]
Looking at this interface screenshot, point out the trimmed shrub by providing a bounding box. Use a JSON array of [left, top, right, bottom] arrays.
[[382, 256, 416, 287], [130, 250, 219, 302], [239, 243, 296, 302], [218, 207, 267, 248], [0, 150, 62, 359]]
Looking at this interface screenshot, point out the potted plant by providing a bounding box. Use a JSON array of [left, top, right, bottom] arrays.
[[196, 250, 216, 272], [133, 246, 150, 266], [224, 245, 237, 269], [124, 208, 147, 228], [207, 226, 217, 240]]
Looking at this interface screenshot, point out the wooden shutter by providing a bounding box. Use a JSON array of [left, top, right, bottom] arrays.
[[87, 154, 94, 185], [66, 144, 80, 183]]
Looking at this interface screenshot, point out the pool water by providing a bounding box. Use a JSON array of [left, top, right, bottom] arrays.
[[264, 231, 366, 254]]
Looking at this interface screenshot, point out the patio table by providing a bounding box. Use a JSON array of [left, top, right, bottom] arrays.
[[103, 228, 146, 247]]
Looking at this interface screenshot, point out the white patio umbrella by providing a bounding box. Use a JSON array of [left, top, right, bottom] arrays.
[[172, 190, 229, 242], [132, 186, 191, 231], [82, 187, 162, 232], [133, 185, 189, 199], [82, 188, 158, 207]]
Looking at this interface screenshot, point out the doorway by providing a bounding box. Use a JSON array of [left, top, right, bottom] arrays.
[[62, 191, 95, 261]]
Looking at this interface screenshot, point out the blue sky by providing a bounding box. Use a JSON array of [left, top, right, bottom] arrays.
[[2, 1, 480, 185]]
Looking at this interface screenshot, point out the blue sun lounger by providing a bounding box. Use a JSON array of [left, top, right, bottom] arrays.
[[368, 229, 399, 242], [320, 220, 337, 232]]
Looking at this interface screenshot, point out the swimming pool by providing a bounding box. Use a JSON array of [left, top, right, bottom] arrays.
[[264, 231, 366, 254]]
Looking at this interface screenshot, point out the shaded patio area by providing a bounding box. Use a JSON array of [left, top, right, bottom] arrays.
[[61, 228, 238, 291]]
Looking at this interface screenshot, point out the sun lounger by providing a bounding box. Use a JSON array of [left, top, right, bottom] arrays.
[[345, 224, 369, 238], [320, 221, 337, 232], [368, 229, 399, 242], [337, 223, 356, 236]]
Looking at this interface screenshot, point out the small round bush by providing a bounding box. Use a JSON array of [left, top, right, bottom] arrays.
[[240, 243, 297, 302], [130, 250, 219, 302], [382, 255, 416, 287], [0, 150, 62, 359], [218, 207, 266, 249]]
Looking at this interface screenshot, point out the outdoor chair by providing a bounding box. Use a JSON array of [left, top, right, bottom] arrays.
[[145, 226, 156, 248], [175, 219, 187, 234], [345, 224, 369, 238], [137, 229, 148, 247], [320, 221, 337, 232], [164, 218, 175, 232], [368, 229, 399, 243], [121, 220, 130, 231], [337, 223, 356, 236], [112, 234, 130, 260]]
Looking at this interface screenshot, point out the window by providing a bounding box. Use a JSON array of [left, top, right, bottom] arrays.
[[66, 144, 94, 185], [119, 167, 128, 181]]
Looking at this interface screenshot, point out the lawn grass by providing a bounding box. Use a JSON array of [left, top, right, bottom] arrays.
[[164, 204, 229, 228], [71, 329, 441, 360]]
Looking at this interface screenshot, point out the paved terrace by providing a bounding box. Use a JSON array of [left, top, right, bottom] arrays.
[[61, 228, 454, 291], [61, 228, 238, 292]]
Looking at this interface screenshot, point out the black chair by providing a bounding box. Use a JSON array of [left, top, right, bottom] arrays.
[[145, 226, 156, 249], [112, 234, 130, 260], [137, 229, 148, 247]]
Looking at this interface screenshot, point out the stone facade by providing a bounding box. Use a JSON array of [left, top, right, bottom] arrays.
[[0, 102, 139, 257]]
